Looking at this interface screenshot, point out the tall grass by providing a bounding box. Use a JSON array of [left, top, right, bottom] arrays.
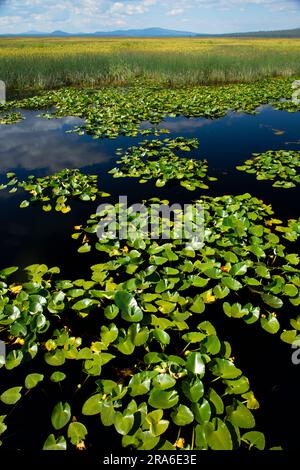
[[1, 38, 300, 91]]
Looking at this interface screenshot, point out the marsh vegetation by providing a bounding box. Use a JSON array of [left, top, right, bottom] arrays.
[[1, 37, 300, 91], [0, 41, 299, 451]]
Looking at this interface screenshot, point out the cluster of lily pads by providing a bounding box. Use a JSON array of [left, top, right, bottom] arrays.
[[0, 112, 24, 125], [237, 150, 300, 189], [73, 194, 300, 334], [1, 191, 300, 449], [0, 77, 300, 451], [0, 169, 109, 213], [0, 263, 268, 451], [1, 77, 298, 139], [109, 138, 217, 190]]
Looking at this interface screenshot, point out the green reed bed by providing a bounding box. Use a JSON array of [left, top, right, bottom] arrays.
[[2, 46, 300, 92]]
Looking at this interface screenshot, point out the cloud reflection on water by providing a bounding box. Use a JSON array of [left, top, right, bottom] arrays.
[[0, 111, 111, 173]]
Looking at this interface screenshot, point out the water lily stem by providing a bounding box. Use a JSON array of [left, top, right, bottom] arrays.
[[191, 426, 195, 450]]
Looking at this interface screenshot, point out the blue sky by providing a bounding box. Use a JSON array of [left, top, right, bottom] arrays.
[[0, 0, 300, 34]]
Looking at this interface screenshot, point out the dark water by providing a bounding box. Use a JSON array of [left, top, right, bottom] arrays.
[[1, 105, 300, 277], [0, 105, 300, 450]]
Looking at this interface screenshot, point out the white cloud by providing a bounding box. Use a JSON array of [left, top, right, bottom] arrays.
[[193, 0, 299, 11], [108, 0, 157, 16], [0, 0, 299, 33], [0, 14, 22, 26], [167, 8, 184, 16]]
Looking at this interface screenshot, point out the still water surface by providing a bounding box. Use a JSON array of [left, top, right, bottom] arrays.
[[0, 105, 299, 449], [1, 105, 300, 276]]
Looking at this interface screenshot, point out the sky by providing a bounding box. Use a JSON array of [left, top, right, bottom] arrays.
[[0, 0, 300, 34]]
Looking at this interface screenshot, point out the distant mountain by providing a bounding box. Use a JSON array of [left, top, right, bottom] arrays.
[[17, 29, 71, 37], [24, 30, 44, 35], [93, 27, 198, 37], [1, 26, 300, 38], [218, 27, 300, 38], [50, 30, 70, 37], [6, 27, 198, 38]]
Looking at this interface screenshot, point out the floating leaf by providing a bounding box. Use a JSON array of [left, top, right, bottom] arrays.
[[205, 418, 233, 450], [146, 409, 169, 437], [260, 315, 280, 334], [1, 387, 22, 405], [51, 402, 71, 430], [115, 291, 143, 323], [226, 401, 255, 429], [186, 352, 205, 377], [171, 405, 194, 426], [25, 373, 44, 390], [114, 412, 134, 435], [261, 294, 283, 309], [148, 389, 179, 409], [82, 394, 102, 416], [68, 422, 88, 446], [242, 431, 265, 450], [43, 434, 67, 451], [50, 371, 66, 383]]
